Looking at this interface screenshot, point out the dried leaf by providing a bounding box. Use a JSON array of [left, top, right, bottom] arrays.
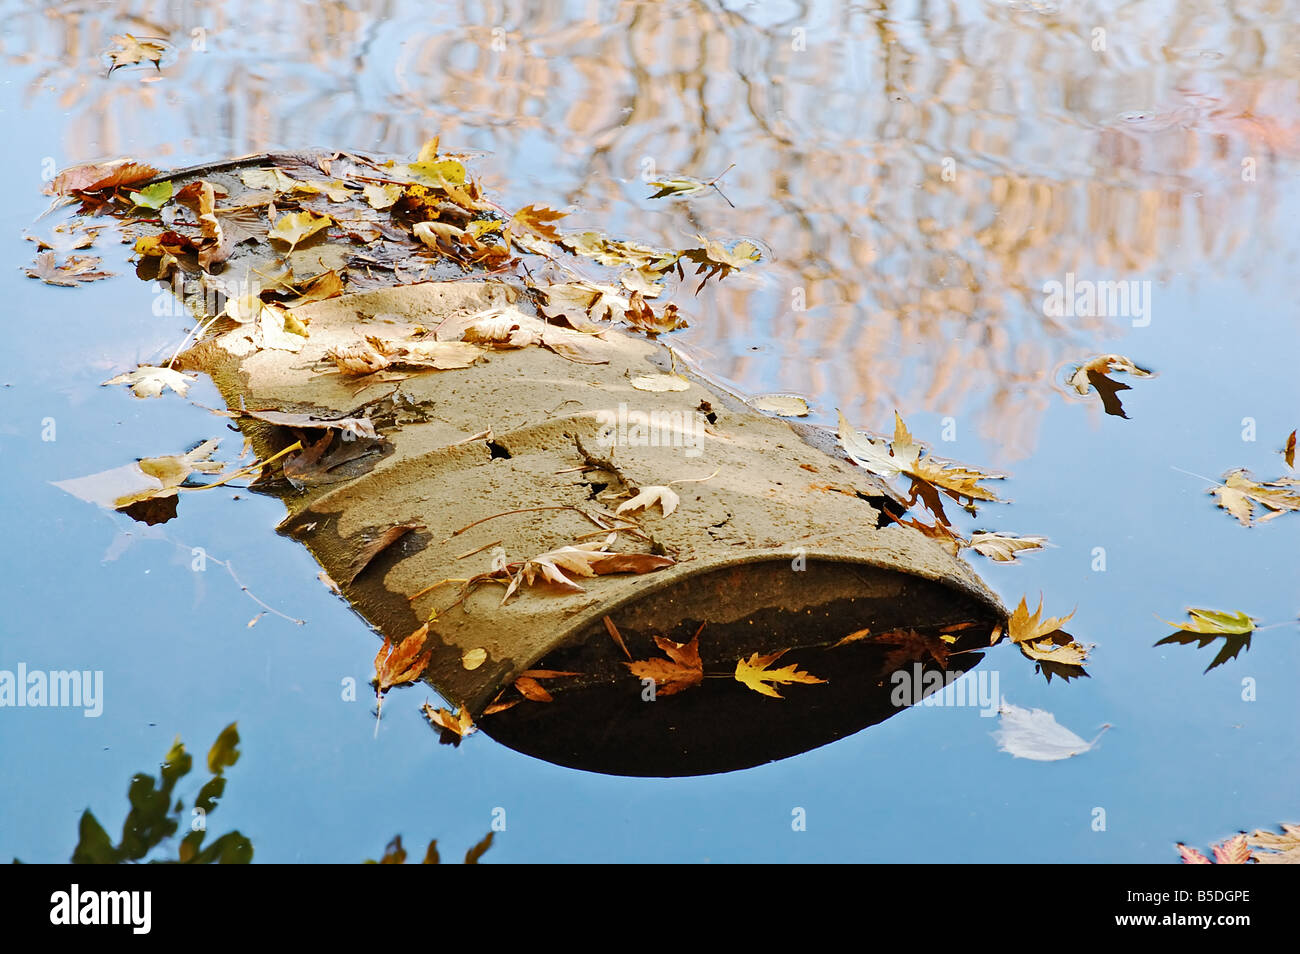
[[616, 485, 680, 518], [1247, 823, 1300, 864], [268, 210, 332, 251], [968, 531, 1048, 563], [25, 252, 114, 286], [1067, 353, 1153, 419], [1209, 469, 1300, 526], [44, 159, 158, 197], [107, 34, 166, 72], [461, 648, 488, 671], [422, 702, 475, 742], [734, 650, 826, 699], [502, 539, 674, 603], [347, 523, 425, 584], [513, 676, 553, 702], [102, 365, 197, 399], [631, 374, 690, 392], [626, 631, 703, 696], [374, 624, 431, 695]]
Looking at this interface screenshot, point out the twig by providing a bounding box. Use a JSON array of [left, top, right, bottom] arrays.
[[441, 505, 577, 543]]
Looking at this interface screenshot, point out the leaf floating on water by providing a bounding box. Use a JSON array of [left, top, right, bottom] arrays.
[[25, 251, 114, 286], [1155, 607, 1256, 673], [107, 34, 167, 72], [52, 438, 225, 524], [129, 180, 173, 210], [509, 204, 566, 242], [1209, 468, 1300, 526], [968, 531, 1048, 563], [626, 630, 704, 697], [422, 702, 475, 744], [1003, 596, 1090, 682], [734, 650, 826, 699], [1177, 833, 1254, 864], [993, 701, 1108, 761], [102, 365, 197, 399], [1066, 353, 1153, 419], [1246, 822, 1300, 864], [1283, 430, 1296, 469]]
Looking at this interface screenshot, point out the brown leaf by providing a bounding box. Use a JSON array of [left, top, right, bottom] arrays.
[[625, 630, 704, 696], [513, 676, 553, 703], [604, 615, 632, 660], [1284, 430, 1296, 469], [422, 702, 476, 742], [346, 523, 425, 584], [44, 159, 158, 197], [25, 251, 114, 286], [374, 624, 431, 693]]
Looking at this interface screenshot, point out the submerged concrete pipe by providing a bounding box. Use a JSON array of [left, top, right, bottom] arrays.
[[182, 280, 1005, 776]]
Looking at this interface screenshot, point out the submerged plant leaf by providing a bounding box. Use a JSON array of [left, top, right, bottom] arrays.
[[1066, 353, 1153, 418], [994, 701, 1108, 761], [734, 650, 826, 699], [626, 630, 704, 696], [1156, 607, 1256, 673]]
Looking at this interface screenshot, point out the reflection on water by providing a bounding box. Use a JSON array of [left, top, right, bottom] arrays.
[[5, 0, 1297, 457]]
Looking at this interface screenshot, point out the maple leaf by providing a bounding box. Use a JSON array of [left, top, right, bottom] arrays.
[[102, 365, 197, 399], [1066, 353, 1153, 418], [1177, 833, 1253, 864], [1156, 608, 1255, 673], [1247, 822, 1300, 863], [968, 531, 1048, 563], [1209, 468, 1300, 525], [107, 34, 167, 72], [268, 211, 332, 251], [616, 485, 680, 518], [557, 232, 677, 270], [838, 411, 1005, 523], [679, 236, 760, 290], [509, 204, 566, 242], [1284, 430, 1296, 469], [647, 176, 713, 199], [537, 281, 631, 326], [734, 650, 826, 699], [1003, 596, 1090, 682], [422, 702, 475, 745], [875, 629, 952, 673], [625, 629, 704, 696], [25, 251, 114, 286], [374, 624, 431, 695]]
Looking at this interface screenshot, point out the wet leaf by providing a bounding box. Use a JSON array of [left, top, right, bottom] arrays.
[[25, 251, 114, 286], [373, 624, 431, 695], [268, 210, 332, 251], [1156, 607, 1255, 673], [647, 175, 712, 199], [968, 531, 1048, 563], [1283, 430, 1296, 469], [362, 182, 403, 210], [1067, 353, 1153, 418], [102, 365, 197, 399], [1247, 823, 1300, 863], [422, 702, 475, 743], [53, 438, 225, 520], [1004, 596, 1090, 681], [626, 631, 704, 696], [44, 159, 158, 197], [734, 650, 826, 698], [129, 180, 173, 210], [752, 394, 809, 417], [107, 34, 166, 72], [461, 647, 488, 670], [233, 408, 377, 441], [347, 522, 425, 584], [239, 168, 302, 194], [679, 236, 760, 289], [513, 676, 553, 702], [994, 701, 1108, 761], [1209, 469, 1300, 526], [510, 204, 566, 242], [631, 373, 690, 392]]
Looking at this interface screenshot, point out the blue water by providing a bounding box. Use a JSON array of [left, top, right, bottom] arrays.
[[1, 0, 1297, 862]]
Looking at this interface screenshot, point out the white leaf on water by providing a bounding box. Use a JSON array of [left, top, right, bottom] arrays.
[[993, 699, 1109, 762]]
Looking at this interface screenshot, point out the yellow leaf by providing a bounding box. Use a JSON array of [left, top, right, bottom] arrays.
[[734, 650, 826, 698], [268, 211, 332, 250]]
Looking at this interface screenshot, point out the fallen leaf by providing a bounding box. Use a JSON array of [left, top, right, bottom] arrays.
[[107, 34, 166, 72], [129, 180, 173, 210], [1210, 469, 1300, 525], [752, 395, 810, 417], [1247, 823, 1300, 863], [421, 702, 475, 743], [502, 538, 674, 602], [1284, 430, 1296, 469], [1067, 354, 1153, 418], [25, 251, 114, 286], [603, 616, 632, 660], [268, 210, 332, 251], [631, 374, 690, 392], [461, 648, 487, 671], [1156, 607, 1256, 673], [362, 183, 403, 210], [373, 625, 431, 725], [968, 531, 1048, 563], [44, 159, 158, 197], [734, 650, 826, 698], [993, 700, 1108, 761], [102, 365, 197, 399], [234, 408, 377, 441], [53, 439, 225, 523], [347, 523, 425, 584], [616, 485, 680, 518], [509, 204, 566, 242], [626, 631, 704, 696], [513, 676, 553, 702], [1004, 596, 1090, 682]]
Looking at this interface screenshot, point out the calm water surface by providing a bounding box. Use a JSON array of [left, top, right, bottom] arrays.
[[1, 0, 1297, 862]]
